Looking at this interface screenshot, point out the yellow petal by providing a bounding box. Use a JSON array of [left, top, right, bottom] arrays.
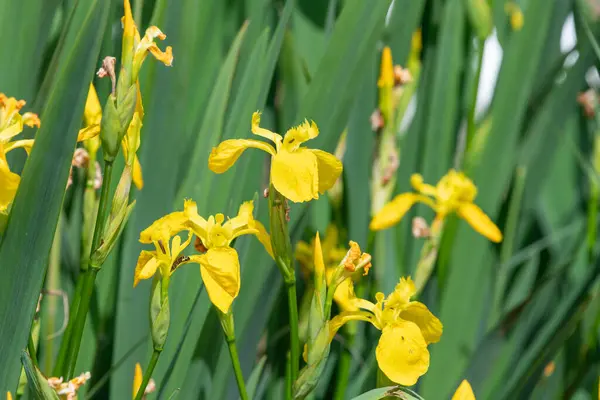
[[139, 211, 188, 244], [7, 392, 13, 400], [84, 84, 102, 126], [457, 203, 502, 242], [369, 193, 421, 231], [133, 251, 160, 287], [195, 247, 241, 313], [3, 139, 34, 155], [77, 124, 101, 142], [314, 232, 325, 281], [183, 199, 208, 240], [400, 301, 443, 344], [252, 219, 274, 259], [378, 46, 394, 89], [282, 120, 319, 151], [251, 111, 282, 148], [452, 380, 476, 400], [310, 149, 343, 193], [133, 363, 143, 398], [0, 153, 19, 212], [333, 277, 358, 312], [376, 321, 430, 386], [209, 139, 276, 174], [271, 148, 319, 203], [132, 155, 144, 190], [122, 0, 136, 66]]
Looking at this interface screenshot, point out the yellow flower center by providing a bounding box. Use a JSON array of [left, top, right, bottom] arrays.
[[206, 214, 233, 248]]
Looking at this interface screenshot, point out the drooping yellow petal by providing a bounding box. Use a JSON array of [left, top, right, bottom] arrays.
[[252, 219, 274, 258], [139, 211, 188, 244], [194, 247, 241, 313], [0, 152, 19, 212], [3, 139, 34, 155], [376, 321, 430, 386], [400, 301, 443, 344], [452, 380, 476, 400], [132, 26, 173, 77], [369, 193, 421, 231], [457, 203, 502, 242], [77, 124, 101, 142], [310, 149, 343, 194], [209, 139, 276, 174], [410, 174, 437, 197], [251, 111, 282, 148], [133, 251, 160, 287], [332, 277, 358, 312], [132, 155, 144, 190], [21, 112, 41, 128], [271, 148, 319, 203], [133, 363, 143, 399]]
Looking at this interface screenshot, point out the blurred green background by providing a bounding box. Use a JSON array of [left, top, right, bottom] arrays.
[[0, 0, 599, 399]]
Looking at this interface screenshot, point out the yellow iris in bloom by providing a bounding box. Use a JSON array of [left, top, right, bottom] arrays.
[[77, 84, 145, 189], [370, 169, 502, 242], [208, 112, 343, 203], [452, 380, 476, 400], [329, 277, 442, 386], [295, 226, 358, 312], [134, 204, 193, 287], [0, 93, 40, 212], [184, 199, 273, 313]]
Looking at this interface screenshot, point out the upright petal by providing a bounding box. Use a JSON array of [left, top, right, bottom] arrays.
[[251, 111, 282, 148], [369, 193, 421, 231], [310, 149, 343, 194], [209, 139, 276, 174], [457, 202, 502, 242], [132, 155, 144, 190], [271, 148, 319, 202], [133, 363, 143, 398], [452, 380, 476, 400], [377, 47, 394, 89], [133, 251, 160, 287], [195, 247, 241, 313], [386, 276, 416, 308], [83, 84, 102, 126], [376, 322, 430, 386], [183, 199, 208, 240], [400, 301, 443, 344]]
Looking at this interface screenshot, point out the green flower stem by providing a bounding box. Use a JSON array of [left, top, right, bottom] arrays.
[[286, 277, 300, 388], [62, 160, 114, 378], [285, 351, 292, 400], [134, 350, 161, 400], [28, 333, 38, 368], [225, 337, 249, 400]]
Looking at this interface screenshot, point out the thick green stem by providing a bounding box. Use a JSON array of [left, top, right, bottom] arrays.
[[225, 337, 249, 400], [134, 350, 161, 400], [285, 351, 292, 400], [62, 161, 114, 377], [286, 279, 300, 389]]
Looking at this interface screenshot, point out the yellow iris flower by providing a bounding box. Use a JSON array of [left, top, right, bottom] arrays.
[[329, 277, 442, 386], [121, 0, 173, 85], [370, 169, 502, 242], [208, 112, 343, 203], [184, 199, 273, 313], [77, 84, 144, 189], [295, 226, 357, 311], [452, 380, 476, 400], [134, 204, 193, 287], [0, 93, 40, 212]]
